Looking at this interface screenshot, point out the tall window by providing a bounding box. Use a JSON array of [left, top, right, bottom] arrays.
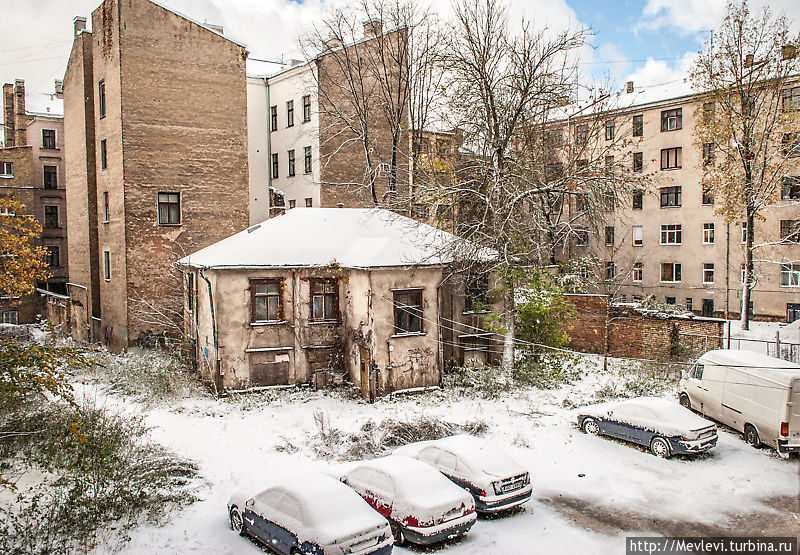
[[660, 147, 681, 169], [305, 197, 312, 207], [43, 165, 57, 189], [304, 146, 312, 174], [103, 191, 110, 223], [702, 185, 714, 205], [605, 120, 615, 140], [286, 100, 294, 127], [781, 219, 800, 243], [604, 261, 616, 281], [394, 289, 423, 334], [187, 272, 194, 314], [660, 186, 682, 207], [271, 153, 279, 178], [302, 95, 311, 122], [632, 262, 643, 282], [157, 192, 180, 225], [660, 224, 682, 245], [702, 142, 715, 165], [42, 129, 56, 149], [783, 177, 800, 200], [575, 124, 588, 145], [661, 108, 682, 131], [703, 263, 715, 284], [604, 226, 614, 246], [661, 262, 681, 282], [686, 298, 693, 312], [0, 161, 12, 176], [45, 246, 60, 268], [44, 205, 59, 229], [605, 155, 615, 173], [100, 139, 107, 170], [288, 150, 295, 177], [311, 279, 338, 321], [741, 221, 747, 243], [270, 106, 277, 131], [632, 189, 643, 210], [103, 250, 111, 281], [702, 223, 715, 244], [251, 279, 282, 322], [98, 79, 106, 118], [781, 263, 800, 287], [632, 225, 643, 246], [633, 152, 643, 173], [632, 114, 643, 137]]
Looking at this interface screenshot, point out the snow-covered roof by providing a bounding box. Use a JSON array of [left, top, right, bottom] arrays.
[[25, 93, 63, 117], [180, 208, 493, 270]]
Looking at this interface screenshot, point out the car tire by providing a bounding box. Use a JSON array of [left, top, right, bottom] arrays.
[[390, 521, 406, 546], [229, 507, 245, 536], [744, 424, 761, 448], [582, 417, 600, 436], [650, 437, 671, 458], [679, 393, 691, 409]]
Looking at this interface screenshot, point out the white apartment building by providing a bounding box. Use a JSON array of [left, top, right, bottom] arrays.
[[588, 82, 800, 322]]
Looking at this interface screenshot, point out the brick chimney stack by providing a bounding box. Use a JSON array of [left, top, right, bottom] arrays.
[[73, 16, 87, 35], [2, 80, 27, 147]]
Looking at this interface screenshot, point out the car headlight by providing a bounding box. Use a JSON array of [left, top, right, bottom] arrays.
[[492, 481, 503, 495]]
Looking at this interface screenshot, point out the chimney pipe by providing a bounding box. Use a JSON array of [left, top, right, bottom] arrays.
[[73, 16, 87, 35], [54, 79, 63, 98], [626, 81, 634, 93]]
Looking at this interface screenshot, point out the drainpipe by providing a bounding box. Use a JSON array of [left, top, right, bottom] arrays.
[[199, 268, 221, 397], [264, 76, 272, 219]]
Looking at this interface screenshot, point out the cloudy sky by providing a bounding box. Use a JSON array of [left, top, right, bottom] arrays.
[[2, 0, 800, 109]]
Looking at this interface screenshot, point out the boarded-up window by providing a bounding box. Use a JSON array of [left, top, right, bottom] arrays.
[[249, 351, 290, 386], [251, 279, 283, 322]]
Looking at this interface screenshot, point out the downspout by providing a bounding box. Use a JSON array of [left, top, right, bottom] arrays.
[[264, 76, 272, 219], [199, 268, 221, 398]]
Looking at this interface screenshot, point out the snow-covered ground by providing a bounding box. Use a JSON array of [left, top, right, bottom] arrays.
[[69, 359, 800, 555]]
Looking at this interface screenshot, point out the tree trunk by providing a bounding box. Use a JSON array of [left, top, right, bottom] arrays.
[[501, 280, 515, 376], [741, 207, 755, 330]]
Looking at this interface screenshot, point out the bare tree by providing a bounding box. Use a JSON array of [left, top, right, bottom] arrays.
[[691, 0, 800, 329]]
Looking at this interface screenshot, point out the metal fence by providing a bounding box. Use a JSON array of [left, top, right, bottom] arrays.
[[679, 331, 800, 363]]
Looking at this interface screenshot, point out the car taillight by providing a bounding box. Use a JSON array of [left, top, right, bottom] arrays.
[[480, 490, 487, 497], [402, 515, 420, 527], [781, 422, 789, 437]]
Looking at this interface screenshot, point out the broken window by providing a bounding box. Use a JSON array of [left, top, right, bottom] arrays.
[[252, 279, 283, 322], [394, 289, 423, 334], [311, 279, 338, 321]]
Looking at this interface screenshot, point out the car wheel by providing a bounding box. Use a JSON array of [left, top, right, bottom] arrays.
[[229, 507, 245, 536], [582, 417, 600, 436], [679, 393, 691, 409], [650, 437, 671, 458], [744, 424, 761, 448], [390, 521, 406, 546]]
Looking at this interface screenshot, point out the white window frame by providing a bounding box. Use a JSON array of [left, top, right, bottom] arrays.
[[703, 263, 715, 284], [660, 224, 682, 245], [632, 262, 643, 282], [0, 161, 12, 177], [661, 262, 682, 283], [103, 250, 111, 281], [702, 223, 715, 244], [632, 225, 643, 247], [781, 263, 800, 287]]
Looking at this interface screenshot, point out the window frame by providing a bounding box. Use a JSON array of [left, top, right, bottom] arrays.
[[604, 226, 614, 246], [702, 223, 715, 244], [102, 191, 110, 223], [660, 224, 682, 245], [702, 142, 715, 165], [632, 225, 643, 247], [310, 278, 339, 322], [288, 149, 295, 177], [660, 186, 682, 207], [271, 153, 279, 179], [660, 108, 682, 131], [103, 250, 111, 281], [632, 189, 643, 210], [302, 95, 311, 122], [782, 86, 800, 112], [660, 262, 682, 283], [0, 161, 13, 177], [783, 176, 800, 200], [632, 261, 643, 282], [98, 79, 106, 119], [43, 205, 59, 229], [1, 309, 19, 325], [304, 197, 312, 208], [286, 100, 294, 127], [100, 138, 108, 170], [632, 114, 643, 137], [393, 289, 424, 335], [633, 151, 643, 173], [660, 147, 682, 170], [251, 279, 284, 323], [304, 146, 312, 174], [43, 165, 58, 189], [702, 185, 714, 205], [702, 263, 715, 284], [157, 192, 181, 226], [45, 245, 60, 268], [781, 263, 800, 287], [42, 129, 56, 150], [270, 105, 278, 131], [604, 261, 616, 281], [780, 220, 800, 243], [605, 119, 615, 140]]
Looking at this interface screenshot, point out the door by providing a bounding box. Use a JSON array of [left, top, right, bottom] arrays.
[[702, 298, 714, 317], [788, 303, 800, 324], [359, 348, 371, 401]]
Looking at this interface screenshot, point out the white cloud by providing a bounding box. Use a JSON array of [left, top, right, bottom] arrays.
[[637, 0, 800, 36], [624, 51, 697, 88]]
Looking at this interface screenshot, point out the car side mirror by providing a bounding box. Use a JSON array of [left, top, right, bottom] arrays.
[[245, 499, 254, 508]]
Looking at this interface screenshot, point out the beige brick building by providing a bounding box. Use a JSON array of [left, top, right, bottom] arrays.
[[582, 82, 800, 322], [1, 79, 68, 323], [63, 0, 250, 349]]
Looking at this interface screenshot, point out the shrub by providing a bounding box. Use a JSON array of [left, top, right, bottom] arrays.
[[512, 352, 583, 389]]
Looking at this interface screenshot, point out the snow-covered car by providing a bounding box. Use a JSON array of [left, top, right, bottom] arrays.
[[227, 472, 393, 555], [393, 435, 532, 513], [577, 397, 718, 458], [339, 456, 477, 546]]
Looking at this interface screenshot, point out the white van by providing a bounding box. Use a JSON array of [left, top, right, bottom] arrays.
[[678, 349, 800, 458]]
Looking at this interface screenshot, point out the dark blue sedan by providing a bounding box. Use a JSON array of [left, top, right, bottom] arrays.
[[577, 397, 718, 458], [227, 473, 393, 555]]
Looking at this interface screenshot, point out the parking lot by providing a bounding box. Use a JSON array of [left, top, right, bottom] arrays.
[[84, 365, 799, 554]]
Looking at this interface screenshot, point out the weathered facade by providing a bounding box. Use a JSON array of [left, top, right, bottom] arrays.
[[180, 208, 498, 399], [63, 0, 251, 349], [1, 79, 68, 323]]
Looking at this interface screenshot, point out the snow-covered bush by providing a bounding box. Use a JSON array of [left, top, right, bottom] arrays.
[[444, 363, 510, 398], [513, 352, 583, 389], [0, 398, 199, 554]]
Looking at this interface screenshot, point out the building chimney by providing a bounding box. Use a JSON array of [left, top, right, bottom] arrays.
[[73, 16, 87, 35], [54, 79, 64, 98], [12, 80, 27, 147], [782, 44, 797, 61], [363, 18, 382, 38], [2, 83, 14, 146], [626, 81, 634, 93]]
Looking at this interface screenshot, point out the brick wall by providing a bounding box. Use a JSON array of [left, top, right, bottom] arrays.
[[566, 294, 724, 360]]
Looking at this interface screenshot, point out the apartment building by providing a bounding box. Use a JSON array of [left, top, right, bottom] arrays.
[[246, 20, 409, 222], [63, 0, 250, 349], [586, 81, 800, 322], [1, 79, 68, 324]]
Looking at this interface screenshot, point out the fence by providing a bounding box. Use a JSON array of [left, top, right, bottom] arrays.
[[679, 331, 800, 363]]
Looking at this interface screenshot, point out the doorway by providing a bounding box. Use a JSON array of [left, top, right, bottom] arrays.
[[359, 347, 371, 401]]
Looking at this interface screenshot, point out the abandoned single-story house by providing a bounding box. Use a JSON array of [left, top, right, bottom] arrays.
[[178, 208, 499, 399]]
